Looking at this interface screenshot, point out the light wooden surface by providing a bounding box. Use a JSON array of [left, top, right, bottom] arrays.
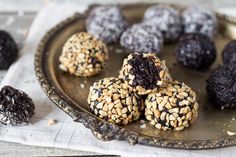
[[0, 1, 236, 156]]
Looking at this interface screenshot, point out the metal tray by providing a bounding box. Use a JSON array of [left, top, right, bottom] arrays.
[[35, 3, 236, 149]]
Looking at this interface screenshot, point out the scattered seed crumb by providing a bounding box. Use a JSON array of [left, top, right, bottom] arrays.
[[47, 119, 56, 126], [140, 123, 146, 129], [80, 83, 85, 89], [232, 117, 235, 121], [140, 120, 145, 124], [227, 131, 236, 136]]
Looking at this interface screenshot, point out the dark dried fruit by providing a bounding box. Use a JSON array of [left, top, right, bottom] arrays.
[[222, 40, 236, 64], [206, 64, 236, 109], [0, 30, 18, 69], [0, 86, 35, 126], [176, 33, 216, 70]]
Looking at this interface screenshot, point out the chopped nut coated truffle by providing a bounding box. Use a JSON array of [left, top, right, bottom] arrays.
[[119, 53, 172, 95], [88, 77, 143, 125], [206, 64, 236, 109], [86, 6, 127, 43], [59, 32, 108, 77], [143, 5, 182, 42], [145, 81, 199, 131], [0, 86, 35, 126]]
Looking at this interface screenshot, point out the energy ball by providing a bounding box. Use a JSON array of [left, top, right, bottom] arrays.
[[145, 81, 199, 131], [86, 6, 127, 43], [0, 30, 18, 69], [222, 40, 236, 64], [0, 86, 35, 126], [206, 64, 236, 109], [176, 33, 216, 70], [119, 53, 172, 95], [143, 5, 182, 42], [182, 6, 217, 39], [88, 77, 143, 125], [120, 23, 163, 53], [59, 32, 108, 77]]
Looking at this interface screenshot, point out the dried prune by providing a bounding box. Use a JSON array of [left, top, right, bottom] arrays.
[[0, 86, 35, 126], [0, 30, 18, 69], [206, 64, 236, 109]]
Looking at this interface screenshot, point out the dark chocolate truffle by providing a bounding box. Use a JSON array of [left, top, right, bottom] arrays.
[[86, 6, 127, 43], [182, 7, 217, 39], [143, 5, 182, 42], [119, 53, 172, 95], [176, 33, 216, 70], [222, 40, 236, 64], [0, 86, 35, 126], [206, 64, 236, 109], [120, 23, 163, 53], [0, 30, 18, 69]]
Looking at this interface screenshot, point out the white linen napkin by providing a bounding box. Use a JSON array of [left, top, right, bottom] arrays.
[[0, 2, 236, 157]]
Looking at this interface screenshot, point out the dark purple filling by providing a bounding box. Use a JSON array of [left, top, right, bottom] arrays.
[[128, 53, 161, 90]]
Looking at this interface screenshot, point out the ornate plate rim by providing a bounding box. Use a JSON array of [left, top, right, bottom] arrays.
[[34, 3, 236, 149]]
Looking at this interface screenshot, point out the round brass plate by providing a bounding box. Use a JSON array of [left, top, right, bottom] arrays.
[[35, 3, 236, 149]]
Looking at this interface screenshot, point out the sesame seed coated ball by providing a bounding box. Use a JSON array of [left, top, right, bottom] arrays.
[[206, 64, 236, 109], [145, 81, 199, 131], [143, 5, 182, 42], [182, 6, 217, 39], [120, 23, 163, 53], [88, 77, 143, 125], [59, 32, 108, 77], [86, 6, 127, 43], [119, 53, 172, 95]]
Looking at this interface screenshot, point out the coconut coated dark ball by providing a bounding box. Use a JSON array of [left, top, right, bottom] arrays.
[[222, 40, 236, 64], [182, 7, 217, 38], [86, 6, 127, 43], [120, 23, 163, 53], [0, 30, 18, 69], [143, 5, 182, 42], [206, 64, 236, 109], [176, 33, 216, 70], [0, 86, 35, 126], [182, 7, 217, 39]]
